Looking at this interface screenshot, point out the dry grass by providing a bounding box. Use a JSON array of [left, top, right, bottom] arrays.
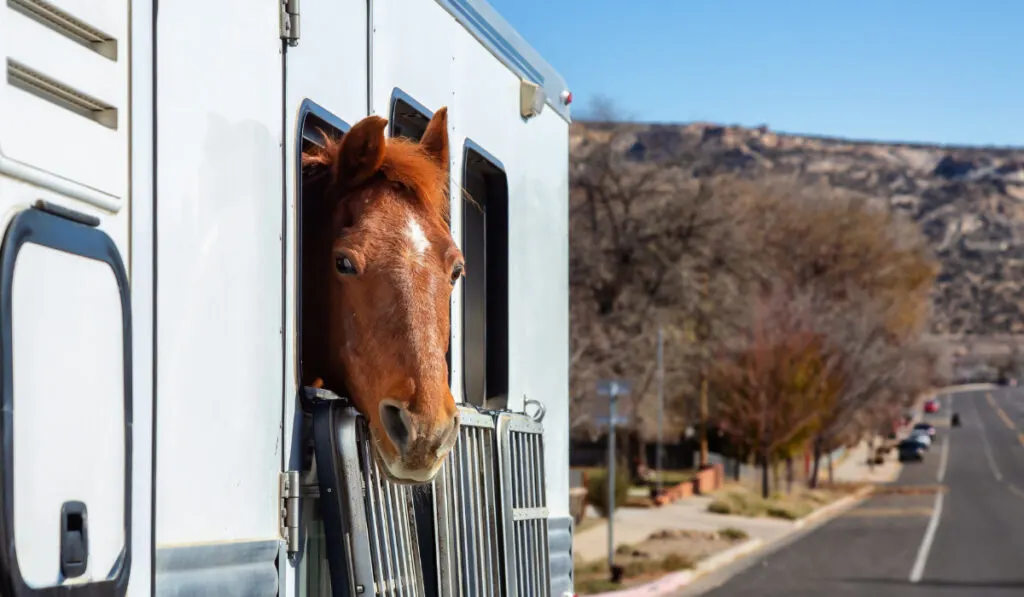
[[574, 528, 747, 595], [707, 482, 865, 521]]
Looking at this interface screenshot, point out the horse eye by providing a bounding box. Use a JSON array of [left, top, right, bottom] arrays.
[[335, 255, 357, 276], [450, 263, 464, 285]]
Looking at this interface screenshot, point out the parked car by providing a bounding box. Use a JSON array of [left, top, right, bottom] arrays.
[[898, 439, 926, 462], [909, 430, 932, 450], [924, 399, 940, 413], [913, 422, 937, 437]]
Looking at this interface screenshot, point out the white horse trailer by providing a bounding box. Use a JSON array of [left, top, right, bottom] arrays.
[[0, 1, 572, 596]]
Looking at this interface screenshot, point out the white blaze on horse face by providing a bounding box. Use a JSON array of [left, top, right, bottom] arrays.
[[405, 216, 430, 259]]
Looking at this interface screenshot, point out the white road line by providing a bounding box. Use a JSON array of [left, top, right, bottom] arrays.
[[937, 435, 949, 483], [975, 395, 1004, 481], [909, 491, 944, 583]]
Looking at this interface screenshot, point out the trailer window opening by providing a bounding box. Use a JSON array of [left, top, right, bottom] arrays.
[[297, 103, 349, 388], [389, 93, 432, 142], [461, 145, 509, 407]]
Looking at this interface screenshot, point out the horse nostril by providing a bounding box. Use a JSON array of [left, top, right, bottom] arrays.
[[437, 412, 461, 457], [381, 403, 410, 455]]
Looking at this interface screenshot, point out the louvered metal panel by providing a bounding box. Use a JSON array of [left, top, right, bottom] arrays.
[[355, 422, 426, 597], [497, 412, 551, 597], [310, 393, 557, 597], [432, 407, 502, 597], [309, 396, 426, 597]]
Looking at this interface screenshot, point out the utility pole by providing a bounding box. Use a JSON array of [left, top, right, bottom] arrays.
[[597, 379, 630, 578], [699, 272, 710, 469], [607, 390, 618, 573], [656, 326, 664, 494]]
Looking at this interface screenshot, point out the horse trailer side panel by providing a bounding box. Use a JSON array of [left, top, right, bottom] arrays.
[[504, 107, 570, 520], [370, 0, 456, 123], [445, 12, 572, 520], [154, 0, 284, 551]]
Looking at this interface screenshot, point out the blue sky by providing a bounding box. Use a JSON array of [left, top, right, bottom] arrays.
[[488, 0, 1023, 147]]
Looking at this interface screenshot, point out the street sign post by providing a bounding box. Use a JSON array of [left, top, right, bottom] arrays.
[[597, 378, 631, 574], [656, 326, 664, 494]]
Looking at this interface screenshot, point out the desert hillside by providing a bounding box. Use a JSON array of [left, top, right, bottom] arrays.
[[571, 121, 1024, 337]]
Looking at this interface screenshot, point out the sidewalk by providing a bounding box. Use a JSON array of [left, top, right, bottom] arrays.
[[573, 497, 794, 563]]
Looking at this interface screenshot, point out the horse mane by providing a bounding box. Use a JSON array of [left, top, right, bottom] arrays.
[[303, 131, 451, 225]]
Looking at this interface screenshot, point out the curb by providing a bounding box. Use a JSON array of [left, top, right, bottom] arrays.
[[582, 486, 876, 597]]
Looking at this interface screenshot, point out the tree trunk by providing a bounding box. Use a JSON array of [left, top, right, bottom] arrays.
[[761, 449, 771, 499], [827, 452, 834, 484], [785, 457, 794, 494], [699, 376, 709, 468], [772, 459, 780, 493], [809, 436, 823, 489], [626, 432, 641, 482]]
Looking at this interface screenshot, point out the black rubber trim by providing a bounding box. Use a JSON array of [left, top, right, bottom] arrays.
[[296, 99, 351, 412], [308, 391, 355, 597], [32, 200, 100, 228], [0, 206, 133, 597]]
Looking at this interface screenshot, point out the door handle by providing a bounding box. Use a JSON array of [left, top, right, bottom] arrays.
[[60, 501, 88, 579]]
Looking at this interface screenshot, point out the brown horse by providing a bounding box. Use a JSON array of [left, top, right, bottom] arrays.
[[302, 107, 462, 484]]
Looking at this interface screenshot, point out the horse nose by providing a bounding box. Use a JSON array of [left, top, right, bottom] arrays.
[[380, 401, 412, 455], [436, 410, 461, 458]]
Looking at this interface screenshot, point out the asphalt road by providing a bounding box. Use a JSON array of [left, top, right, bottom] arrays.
[[678, 387, 1024, 597]]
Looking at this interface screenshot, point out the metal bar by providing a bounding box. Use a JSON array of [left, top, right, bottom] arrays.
[[608, 392, 617, 571], [657, 326, 664, 494]]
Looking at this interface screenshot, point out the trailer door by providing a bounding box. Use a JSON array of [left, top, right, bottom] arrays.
[[282, 1, 368, 595], [0, 0, 143, 594]]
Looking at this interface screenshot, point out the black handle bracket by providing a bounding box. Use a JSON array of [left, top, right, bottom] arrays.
[[60, 501, 88, 579]]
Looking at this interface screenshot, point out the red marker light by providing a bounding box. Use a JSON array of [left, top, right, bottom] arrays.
[[561, 90, 573, 105]]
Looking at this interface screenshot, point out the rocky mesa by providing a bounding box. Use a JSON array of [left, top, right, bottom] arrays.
[[570, 121, 1024, 336]]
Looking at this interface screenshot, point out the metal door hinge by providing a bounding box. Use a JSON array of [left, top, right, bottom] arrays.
[[280, 470, 300, 555], [280, 0, 300, 46]]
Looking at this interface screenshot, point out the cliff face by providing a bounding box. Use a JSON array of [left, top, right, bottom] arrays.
[[571, 121, 1024, 336]]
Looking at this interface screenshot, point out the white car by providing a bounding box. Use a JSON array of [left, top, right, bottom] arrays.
[[909, 430, 932, 449]]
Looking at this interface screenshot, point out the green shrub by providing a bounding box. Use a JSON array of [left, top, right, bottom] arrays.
[[660, 553, 695, 571], [707, 491, 768, 517], [765, 502, 812, 520], [707, 500, 734, 514], [586, 465, 632, 517], [718, 527, 749, 541]]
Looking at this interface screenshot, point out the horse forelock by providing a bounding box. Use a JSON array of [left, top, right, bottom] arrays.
[[303, 133, 451, 227]]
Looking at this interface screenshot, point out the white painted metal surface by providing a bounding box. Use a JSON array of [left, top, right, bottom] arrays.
[[127, 0, 156, 594], [154, 0, 283, 545], [12, 243, 126, 587], [446, 13, 572, 516], [0, 0, 129, 209]]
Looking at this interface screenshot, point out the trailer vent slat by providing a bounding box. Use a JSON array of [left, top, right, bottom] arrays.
[[6, 59, 117, 129], [7, 0, 117, 60]]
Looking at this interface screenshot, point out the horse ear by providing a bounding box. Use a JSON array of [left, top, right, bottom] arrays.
[[334, 115, 389, 187], [420, 106, 449, 173]]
